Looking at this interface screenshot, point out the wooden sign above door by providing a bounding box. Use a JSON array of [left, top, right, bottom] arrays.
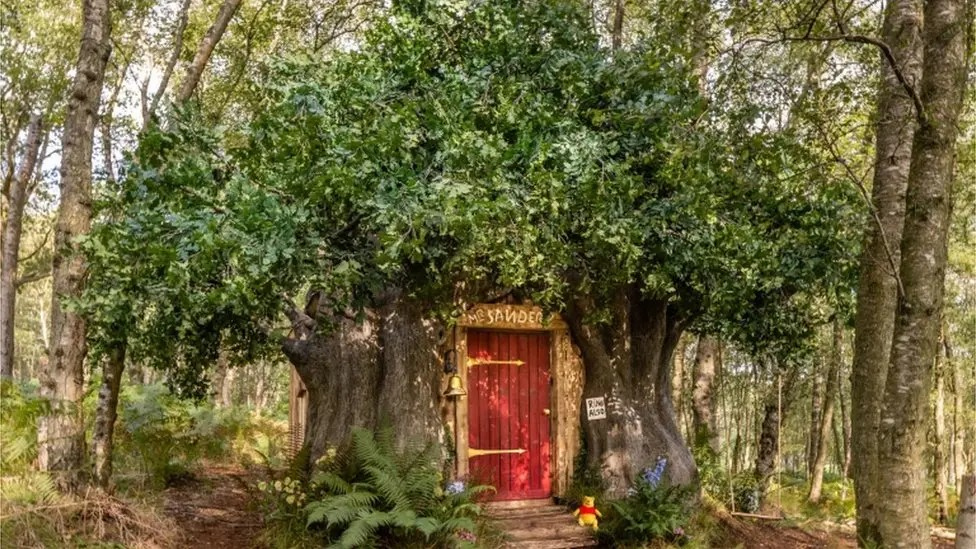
[[459, 304, 566, 331]]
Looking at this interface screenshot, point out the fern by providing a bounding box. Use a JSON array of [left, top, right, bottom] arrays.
[[296, 427, 491, 547]]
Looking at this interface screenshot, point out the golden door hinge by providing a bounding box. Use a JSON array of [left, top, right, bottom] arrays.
[[467, 358, 525, 367], [468, 448, 527, 458]]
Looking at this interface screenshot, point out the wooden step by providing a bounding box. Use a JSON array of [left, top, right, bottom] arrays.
[[489, 505, 569, 520], [489, 499, 599, 549], [485, 498, 555, 510], [504, 536, 599, 549]]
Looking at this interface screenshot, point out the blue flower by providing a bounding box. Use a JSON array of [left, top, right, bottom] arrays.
[[641, 456, 668, 488], [446, 480, 466, 495]]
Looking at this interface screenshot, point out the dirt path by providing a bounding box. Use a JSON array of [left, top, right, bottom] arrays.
[[162, 464, 263, 549], [714, 513, 956, 549]]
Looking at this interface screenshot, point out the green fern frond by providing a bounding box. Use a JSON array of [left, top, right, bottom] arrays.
[[435, 516, 476, 535], [334, 510, 395, 549], [363, 465, 410, 510], [312, 471, 353, 494]]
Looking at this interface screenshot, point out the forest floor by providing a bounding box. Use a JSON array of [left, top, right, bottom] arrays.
[[160, 466, 955, 549], [713, 509, 956, 549], [162, 463, 264, 549]]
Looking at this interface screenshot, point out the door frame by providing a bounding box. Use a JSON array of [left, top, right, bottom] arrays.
[[451, 304, 584, 499]]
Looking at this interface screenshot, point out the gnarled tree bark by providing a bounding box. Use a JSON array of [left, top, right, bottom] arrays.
[[282, 293, 445, 465], [562, 287, 695, 496]]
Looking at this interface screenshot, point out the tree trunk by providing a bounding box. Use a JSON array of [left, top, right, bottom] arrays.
[[563, 288, 695, 496], [851, 0, 922, 542], [39, 0, 112, 491], [1, 113, 43, 379], [176, 0, 243, 103], [691, 334, 720, 457], [610, 0, 624, 51], [672, 334, 688, 443], [839, 353, 852, 478], [875, 0, 968, 545], [957, 475, 976, 549], [948, 330, 967, 496], [146, 0, 192, 123], [755, 367, 797, 491], [91, 343, 125, 488], [933, 333, 949, 524], [282, 294, 444, 465], [807, 358, 823, 477], [809, 320, 842, 503]]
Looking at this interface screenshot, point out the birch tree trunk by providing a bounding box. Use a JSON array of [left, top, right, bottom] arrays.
[[807, 358, 823, 477], [809, 321, 842, 503], [850, 0, 922, 542], [947, 331, 967, 495], [874, 0, 968, 545], [1, 113, 43, 379], [39, 0, 112, 490], [933, 336, 949, 524], [957, 474, 976, 549], [671, 334, 689, 442], [176, 0, 243, 103]]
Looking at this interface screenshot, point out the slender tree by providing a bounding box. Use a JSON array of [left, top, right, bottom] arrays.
[[1, 114, 43, 379], [809, 319, 842, 502], [176, 0, 243, 103], [39, 0, 112, 490]]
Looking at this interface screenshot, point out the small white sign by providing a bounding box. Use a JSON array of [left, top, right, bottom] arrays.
[[586, 397, 607, 420]]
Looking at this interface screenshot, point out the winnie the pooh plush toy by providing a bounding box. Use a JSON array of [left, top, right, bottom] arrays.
[[573, 496, 602, 530]]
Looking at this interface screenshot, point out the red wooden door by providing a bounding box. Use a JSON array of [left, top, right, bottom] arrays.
[[467, 330, 551, 500]]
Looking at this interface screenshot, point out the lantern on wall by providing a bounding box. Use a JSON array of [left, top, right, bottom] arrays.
[[442, 349, 466, 398]]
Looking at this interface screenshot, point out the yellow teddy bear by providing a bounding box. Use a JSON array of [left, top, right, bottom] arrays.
[[573, 495, 602, 530]]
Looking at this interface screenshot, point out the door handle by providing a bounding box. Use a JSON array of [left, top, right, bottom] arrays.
[[543, 408, 551, 416]]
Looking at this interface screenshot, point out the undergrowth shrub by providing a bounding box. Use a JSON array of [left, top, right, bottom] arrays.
[[115, 383, 250, 488], [258, 428, 496, 549], [0, 382, 177, 548], [599, 457, 693, 548]]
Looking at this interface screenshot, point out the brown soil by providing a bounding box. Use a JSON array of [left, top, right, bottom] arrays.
[[162, 464, 263, 549], [712, 511, 956, 549]]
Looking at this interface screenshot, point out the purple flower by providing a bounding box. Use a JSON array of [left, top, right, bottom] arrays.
[[446, 480, 466, 495], [457, 529, 477, 541], [674, 526, 685, 536]]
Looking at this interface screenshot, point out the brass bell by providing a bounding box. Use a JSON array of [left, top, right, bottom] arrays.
[[443, 374, 466, 398]]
